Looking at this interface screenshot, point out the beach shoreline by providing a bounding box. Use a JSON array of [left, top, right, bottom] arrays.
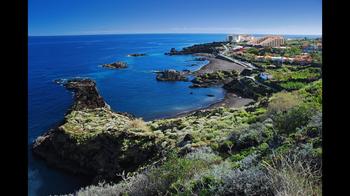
[[165, 92, 254, 120], [192, 53, 246, 76], [154, 54, 254, 120]]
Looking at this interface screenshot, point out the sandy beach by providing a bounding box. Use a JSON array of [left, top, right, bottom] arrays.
[[193, 55, 246, 76], [160, 55, 255, 119]]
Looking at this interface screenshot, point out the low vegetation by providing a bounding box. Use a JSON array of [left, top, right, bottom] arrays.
[[69, 80, 322, 196]]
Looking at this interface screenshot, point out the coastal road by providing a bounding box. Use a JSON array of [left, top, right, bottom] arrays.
[[244, 76, 277, 91], [217, 54, 257, 70], [219, 44, 257, 70]]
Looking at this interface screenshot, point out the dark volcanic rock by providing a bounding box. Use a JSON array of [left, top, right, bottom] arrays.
[[223, 77, 275, 100], [63, 78, 107, 111], [156, 69, 188, 81], [127, 53, 146, 57], [190, 70, 238, 88], [165, 42, 226, 55], [32, 78, 163, 183], [102, 61, 128, 69], [33, 127, 161, 183], [177, 134, 194, 147], [240, 68, 253, 76]]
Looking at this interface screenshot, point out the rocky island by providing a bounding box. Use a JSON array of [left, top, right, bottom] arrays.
[[155, 69, 189, 81], [127, 53, 146, 57], [102, 61, 128, 69]]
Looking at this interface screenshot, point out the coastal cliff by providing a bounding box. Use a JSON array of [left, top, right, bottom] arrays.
[[33, 79, 165, 182], [33, 77, 322, 195]]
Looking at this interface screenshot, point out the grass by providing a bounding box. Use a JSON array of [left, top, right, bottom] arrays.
[[267, 91, 302, 114], [263, 153, 322, 196], [126, 118, 151, 132], [67, 78, 322, 196]]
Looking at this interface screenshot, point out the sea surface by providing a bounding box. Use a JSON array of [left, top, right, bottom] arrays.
[[28, 34, 229, 196], [28, 34, 321, 196]]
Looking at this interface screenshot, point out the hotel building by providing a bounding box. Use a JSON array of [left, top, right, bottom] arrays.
[[252, 35, 285, 47]]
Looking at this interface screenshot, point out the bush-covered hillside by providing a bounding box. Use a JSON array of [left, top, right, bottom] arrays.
[[70, 79, 322, 196]]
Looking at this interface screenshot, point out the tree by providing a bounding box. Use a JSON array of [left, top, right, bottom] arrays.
[[285, 46, 301, 57], [246, 47, 259, 55]]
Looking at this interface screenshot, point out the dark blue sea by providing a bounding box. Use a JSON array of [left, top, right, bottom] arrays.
[[28, 33, 321, 195]]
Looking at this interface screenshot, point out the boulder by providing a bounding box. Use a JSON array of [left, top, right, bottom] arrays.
[[177, 134, 194, 147]]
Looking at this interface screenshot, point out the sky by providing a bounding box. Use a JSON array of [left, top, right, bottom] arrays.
[[28, 0, 322, 36]]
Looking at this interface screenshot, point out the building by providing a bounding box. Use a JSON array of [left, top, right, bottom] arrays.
[[238, 34, 255, 42], [255, 55, 294, 63], [258, 73, 269, 81], [251, 35, 285, 47], [227, 34, 240, 43], [232, 45, 243, 51]]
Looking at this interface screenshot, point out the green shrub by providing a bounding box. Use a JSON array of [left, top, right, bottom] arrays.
[[268, 92, 301, 114], [273, 105, 315, 134]]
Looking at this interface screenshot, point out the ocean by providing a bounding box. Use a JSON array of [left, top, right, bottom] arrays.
[[28, 34, 229, 196], [28, 33, 321, 195]]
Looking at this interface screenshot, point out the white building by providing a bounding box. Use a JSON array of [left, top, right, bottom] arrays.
[[227, 34, 240, 43]]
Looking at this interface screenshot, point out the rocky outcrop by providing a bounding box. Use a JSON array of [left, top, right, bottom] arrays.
[[33, 124, 162, 183], [190, 70, 238, 88], [223, 77, 275, 100], [102, 61, 128, 69], [128, 53, 146, 57], [63, 78, 107, 111], [165, 42, 226, 55], [156, 69, 189, 81], [32, 78, 164, 183]]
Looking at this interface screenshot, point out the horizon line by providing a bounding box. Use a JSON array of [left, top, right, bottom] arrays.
[[28, 32, 322, 37]]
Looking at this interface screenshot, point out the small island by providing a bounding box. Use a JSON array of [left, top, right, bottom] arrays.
[[102, 61, 128, 69], [155, 69, 189, 81], [127, 53, 146, 57]]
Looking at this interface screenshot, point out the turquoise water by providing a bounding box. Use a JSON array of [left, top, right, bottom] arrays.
[[28, 34, 227, 195]]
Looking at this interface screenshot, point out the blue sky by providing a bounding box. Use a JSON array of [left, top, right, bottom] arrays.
[[29, 0, 322, 36]]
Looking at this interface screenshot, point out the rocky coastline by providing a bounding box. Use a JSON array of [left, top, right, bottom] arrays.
[[155, 69, 189, 81], [32, 78, 165, 183], [190, 70, 238, 88], [164, 41, 226, 55], [34, 42, 274, 187]]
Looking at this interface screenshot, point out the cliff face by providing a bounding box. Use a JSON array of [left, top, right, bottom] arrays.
[[32, 79, 164, 183], [63, 78, 107, 111]]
